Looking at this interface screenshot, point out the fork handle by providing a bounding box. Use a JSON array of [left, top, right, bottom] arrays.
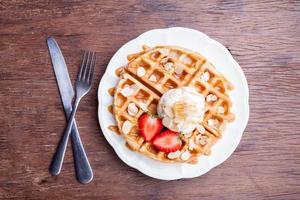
[[50, 98, 80, 176]]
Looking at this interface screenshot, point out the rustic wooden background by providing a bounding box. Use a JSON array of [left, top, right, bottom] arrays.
[[1, 0, 300, 199]]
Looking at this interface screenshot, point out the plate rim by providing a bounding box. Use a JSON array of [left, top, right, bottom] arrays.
[[97, 27, 249, 180]]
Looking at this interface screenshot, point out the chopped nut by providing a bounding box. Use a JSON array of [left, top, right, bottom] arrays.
[[122, 120, 132, 134], [217, 106, 225, 114], [149, 75, 157, 82], [167, 150, 180, 159], [137, 67, 146, 77], [200, 72, 210, 82], [196, 124, 205, 134], [180, 150, 191, 161], [215, 86, 221, 91], [128, 103, 138, 116]]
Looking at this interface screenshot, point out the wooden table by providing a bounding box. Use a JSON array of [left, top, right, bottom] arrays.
[[1, 1, 299, 199]]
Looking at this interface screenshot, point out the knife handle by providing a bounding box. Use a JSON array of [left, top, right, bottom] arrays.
[[70, 123, 93, 184], [50, 121, 93, 184]]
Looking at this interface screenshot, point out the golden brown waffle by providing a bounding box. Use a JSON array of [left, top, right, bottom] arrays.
[[113, 45, 235, 163]]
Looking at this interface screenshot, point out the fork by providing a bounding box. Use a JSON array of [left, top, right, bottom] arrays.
[[50, 51, 96, 181]]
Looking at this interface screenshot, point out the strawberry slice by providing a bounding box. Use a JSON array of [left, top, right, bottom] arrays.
[[152, 130, 182, 153], [138, 113, 163, 142]]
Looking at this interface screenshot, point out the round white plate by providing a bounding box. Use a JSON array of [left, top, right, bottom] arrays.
[[98, 27, 249, 180]]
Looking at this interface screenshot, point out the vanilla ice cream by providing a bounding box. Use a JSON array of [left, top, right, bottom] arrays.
[[157, 87, 205, 134]]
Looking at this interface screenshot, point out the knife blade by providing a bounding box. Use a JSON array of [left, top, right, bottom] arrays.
[[47, 37, 93, 184]]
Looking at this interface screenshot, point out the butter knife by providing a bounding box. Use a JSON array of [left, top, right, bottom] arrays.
[[47, 37, 93, 184]]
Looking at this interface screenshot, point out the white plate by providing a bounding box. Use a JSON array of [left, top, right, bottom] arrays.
[[98, 27, 249, 180]]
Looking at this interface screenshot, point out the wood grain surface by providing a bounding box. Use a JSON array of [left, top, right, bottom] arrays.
[[1, 0, 300, 199]]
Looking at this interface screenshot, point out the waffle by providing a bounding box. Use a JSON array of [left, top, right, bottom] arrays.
[[113, 45, 235, 163]]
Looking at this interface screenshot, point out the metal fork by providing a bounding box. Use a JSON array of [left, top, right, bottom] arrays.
[[50, 51, 96, 181]]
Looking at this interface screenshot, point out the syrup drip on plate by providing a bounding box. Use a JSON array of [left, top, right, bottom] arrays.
[[108, 87, 115, 97], [115, 66, 124, 77], [106, 67, 125, 136], [108, 125, 120, 135], [107, 105, 113, 114]]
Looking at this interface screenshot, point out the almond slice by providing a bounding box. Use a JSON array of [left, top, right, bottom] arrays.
[[159, 49, 170, 56], [214, 119, 220, 126], [180, 150, 191, 161], [175, 63, 184, 74], [120, 86, 134, 97], [200, 72, 210, 82], [188, 140, 195, 151], [138, 101, 148, 111], [217, 106, 225, 114], [207, 119, 214, 127], [122, 120, 132, 134], [137, 67, 146, 77], [169, 51, 180, 59], [164, 62, 174, 72], [180, 55, 192, 64], [211, 94, 218, 101], [167, 150, 180, 159], [196, 124, 205, 134], [206, 94, 212, 102], [149, 75, 157, 82], [130, 84, 139, 92], [128, 103, 138, 116], [206, 94, 217, 102], [208, 119, 219, 128]]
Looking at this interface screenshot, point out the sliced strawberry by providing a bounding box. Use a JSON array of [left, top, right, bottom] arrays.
[[138, 113, 163, 142], [152, 130, 182, 153]]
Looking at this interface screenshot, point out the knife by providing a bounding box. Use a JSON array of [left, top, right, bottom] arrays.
[[47, 37, 93, 184]]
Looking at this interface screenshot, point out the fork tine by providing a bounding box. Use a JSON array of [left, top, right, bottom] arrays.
[[87, 52, 96, 84], [82, 51, 91, 82], [85, 52, 93, 83], [78, 51, 88, 81]]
